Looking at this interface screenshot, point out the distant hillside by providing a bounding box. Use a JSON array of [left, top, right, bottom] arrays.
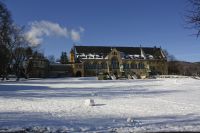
[[168, 61, 200, 76]]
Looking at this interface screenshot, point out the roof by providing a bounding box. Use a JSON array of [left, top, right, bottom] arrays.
[[75, 46, 111, 55], [74, 45, 165, 59], [142, 47, 163, 57], [75, 46, 142, 55]]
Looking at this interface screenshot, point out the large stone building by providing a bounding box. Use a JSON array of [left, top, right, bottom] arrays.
[[70, 45, 168, 78]]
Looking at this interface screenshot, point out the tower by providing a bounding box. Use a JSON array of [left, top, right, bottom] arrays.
[[70, 47, 75, 63]]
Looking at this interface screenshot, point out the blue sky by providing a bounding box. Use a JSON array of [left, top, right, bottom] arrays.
[[4, 0, 200, 62]]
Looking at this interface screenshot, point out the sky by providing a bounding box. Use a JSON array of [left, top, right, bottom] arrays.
[[4, 0, 200, 62]]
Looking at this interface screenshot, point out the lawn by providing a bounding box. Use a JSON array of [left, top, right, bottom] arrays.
[[0, 77, 200, 132]]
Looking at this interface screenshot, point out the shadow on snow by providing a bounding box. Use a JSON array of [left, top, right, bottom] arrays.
[[0, 111, 200, 132], [0, 84, 182, 99]]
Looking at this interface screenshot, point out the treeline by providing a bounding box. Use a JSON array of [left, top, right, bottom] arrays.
[[0, 2, 49, 81], [168, 61, 200, 76], [163, 49, 200, 76]]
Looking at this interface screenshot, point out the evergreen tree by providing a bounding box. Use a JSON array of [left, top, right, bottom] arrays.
[[60, 52, 68, 64], [0, 1, 12, 80], [0, 45, 10, 80]]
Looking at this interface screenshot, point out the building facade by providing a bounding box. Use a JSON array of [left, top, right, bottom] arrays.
[[70, 45, 168, 78], [28, 58, 73, 78], [28, 58, 49, 78]]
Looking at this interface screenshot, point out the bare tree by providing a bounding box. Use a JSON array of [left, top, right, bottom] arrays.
[[10, 25, 32, 80], [48, 55, 56, 63], [162, 49, 176, 61], [185, 0, 200, 37]]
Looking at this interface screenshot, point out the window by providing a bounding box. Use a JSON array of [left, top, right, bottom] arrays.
[[98, 62, 106, 69], [113, 51, 117, 55], [123, 63, 129, 69], [131, 63, 137, 69], [102, 62, 107, 69], [84, 63, 94, 69], [92, 62, 97, 69], [84, 63, 88, 69], [138, 63, 145, 69]]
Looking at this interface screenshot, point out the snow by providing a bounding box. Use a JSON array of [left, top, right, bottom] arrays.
[[127, 117, 134, 123], [146, 54, 154, 59], [85, 99, 95, 106], [0, 77, 200, 132], [78, 53, 104, 59]]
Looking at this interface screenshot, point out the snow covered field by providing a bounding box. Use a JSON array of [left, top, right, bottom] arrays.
[[0, 77, 200, 132]]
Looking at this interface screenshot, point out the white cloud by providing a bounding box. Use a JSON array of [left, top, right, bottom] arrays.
[[70, 27, 85, 42], [25, 20, 84, 46], [71, 29, 81, 42]]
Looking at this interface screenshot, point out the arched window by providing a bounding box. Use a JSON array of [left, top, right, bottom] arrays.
[[111, 57, 119, 69], [113, 51, 117, 55]]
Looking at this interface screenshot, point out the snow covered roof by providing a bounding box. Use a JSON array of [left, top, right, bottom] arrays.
[[74, 45, 166, 60]]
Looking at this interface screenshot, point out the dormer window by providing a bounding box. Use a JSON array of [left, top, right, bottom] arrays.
[[113, 51, 117, 55]]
